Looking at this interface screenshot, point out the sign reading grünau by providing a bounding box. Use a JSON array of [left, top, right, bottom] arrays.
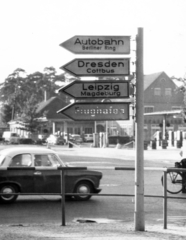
[[58, 80, 129, 99], [61, 58, 130, 77], [57, 102, 130, 121], [60, 36, 130, 54]]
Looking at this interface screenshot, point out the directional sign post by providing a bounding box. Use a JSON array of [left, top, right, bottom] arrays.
[[58, 80, 129, 99], [57, 102, 130, 121], [60, 58, 130, 77], [58, 32, 146, 232], [60, 35, 130, 54]]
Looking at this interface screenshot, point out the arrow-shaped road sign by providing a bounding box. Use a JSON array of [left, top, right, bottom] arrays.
[[60, 35, 130, 54], [57, 102, 130, 121], [60, 58, 130, 77], [58, 80, 129, 99]]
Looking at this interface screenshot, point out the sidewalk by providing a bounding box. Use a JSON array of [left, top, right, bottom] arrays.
[[53, 145, 181, 163], [1, 221, 186, 240]]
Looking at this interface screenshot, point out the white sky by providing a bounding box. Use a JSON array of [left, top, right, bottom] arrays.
[[0, 0, 186, 83]]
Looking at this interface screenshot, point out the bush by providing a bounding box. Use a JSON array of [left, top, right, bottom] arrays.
[[108, 136, 132, 145], [19, 138, 34, 144]]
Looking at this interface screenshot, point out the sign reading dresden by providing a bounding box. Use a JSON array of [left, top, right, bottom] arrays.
[[57, 102, 130, 121], [58, 80, 129, 99], [60, 36, 130, 54], [61, 58, 130, 77]]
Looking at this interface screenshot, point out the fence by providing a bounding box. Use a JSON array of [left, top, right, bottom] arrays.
[[1, 166, 186, 229], [162, 168, 186, 229]]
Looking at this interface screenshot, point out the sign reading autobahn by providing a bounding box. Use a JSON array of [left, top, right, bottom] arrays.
[[58, 80, 129, 99], [60, 58, 130, 77], [57, 102, 130, 121], [60, 36, 130, 54]]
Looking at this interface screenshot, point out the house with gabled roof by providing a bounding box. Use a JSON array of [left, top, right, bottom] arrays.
[[143, 71, 185, 141]]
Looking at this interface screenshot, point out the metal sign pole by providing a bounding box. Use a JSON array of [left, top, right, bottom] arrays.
[[134, 27, 145, 231]]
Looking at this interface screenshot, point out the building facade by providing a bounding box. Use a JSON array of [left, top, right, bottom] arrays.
[[5, 71, 186, 143], [143, 72, 185, 141]]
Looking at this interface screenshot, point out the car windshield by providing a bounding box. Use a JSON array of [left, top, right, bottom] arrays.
[[0, 154, 6, 166]]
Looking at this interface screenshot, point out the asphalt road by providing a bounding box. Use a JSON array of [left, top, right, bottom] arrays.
[[0, 145, 186, 227]]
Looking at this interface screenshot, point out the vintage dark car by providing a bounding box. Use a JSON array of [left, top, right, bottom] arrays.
[[0, 147, 102, 203]]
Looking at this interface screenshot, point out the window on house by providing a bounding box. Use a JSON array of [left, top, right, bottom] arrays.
[[75, 128, 80, 134], [151, 124, 160, 128], [154, 88, 161, 95], [172, 106, 181, 110], [121, 128, 128, 136], [144, 106, 154, 113], [85, 128, 93, 134], [165, 88, 172, 96], [67, 128, 73, 134]]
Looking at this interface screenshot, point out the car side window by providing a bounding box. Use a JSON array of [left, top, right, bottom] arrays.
[[48, 154, 61, 167], [34, 154, 52, 167], [10, 154, 32, 167]]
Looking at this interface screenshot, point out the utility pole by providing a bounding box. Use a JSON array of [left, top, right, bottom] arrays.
[[134, 27, 145, 231]]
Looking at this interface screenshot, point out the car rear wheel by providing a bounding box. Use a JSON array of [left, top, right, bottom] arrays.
[[0, 185, 18, 203], [74, 181, 93, 201]]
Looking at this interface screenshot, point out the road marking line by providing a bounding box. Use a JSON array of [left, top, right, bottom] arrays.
[[100, 184, 120, 187], [157, 216, 186, 221]]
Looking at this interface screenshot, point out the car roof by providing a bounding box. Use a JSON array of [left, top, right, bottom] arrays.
[[0, 147, 57, 157]]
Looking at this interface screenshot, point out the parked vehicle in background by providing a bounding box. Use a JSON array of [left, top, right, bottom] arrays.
[[84, 134, 93, 142], [2, 131, 20, 144], [0, 147, 102, 203], [70, 134, 83, 144], [46, 134, 65, 145], [0, 133, 3, 143]]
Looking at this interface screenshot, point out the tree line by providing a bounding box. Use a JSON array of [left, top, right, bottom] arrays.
[[0, 67, 75, 132]]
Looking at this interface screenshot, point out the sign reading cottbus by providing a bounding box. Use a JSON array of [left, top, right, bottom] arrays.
[[58, 80, 129, 99], [60, 36, 130, 54], [57, 102, 130, 121], [61, 58, 130, 77]]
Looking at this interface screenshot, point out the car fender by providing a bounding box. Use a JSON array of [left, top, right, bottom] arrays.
[[0, 181, 22, 192], [72, 177, 98, 192]]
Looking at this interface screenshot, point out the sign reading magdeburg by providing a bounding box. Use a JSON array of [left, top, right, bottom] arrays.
[[61, 58, 130, 77], [58, 80, 129, 99], [60, 36, 130, 54]]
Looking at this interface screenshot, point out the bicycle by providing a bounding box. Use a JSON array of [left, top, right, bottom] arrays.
[[161, 161, 186, 194]]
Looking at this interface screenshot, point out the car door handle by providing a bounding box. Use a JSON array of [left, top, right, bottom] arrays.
[[34, 171, 42, 175]]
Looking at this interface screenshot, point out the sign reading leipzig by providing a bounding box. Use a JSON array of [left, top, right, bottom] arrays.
[[60, 36, 130, 54], [57, 102, 130, 121], [61, 58, 130, 77], [58, 80, 129, 99]]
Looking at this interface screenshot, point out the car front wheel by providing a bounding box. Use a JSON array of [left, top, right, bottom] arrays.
[[0, 185, 18, 203], [74, 181, 93, 201]]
